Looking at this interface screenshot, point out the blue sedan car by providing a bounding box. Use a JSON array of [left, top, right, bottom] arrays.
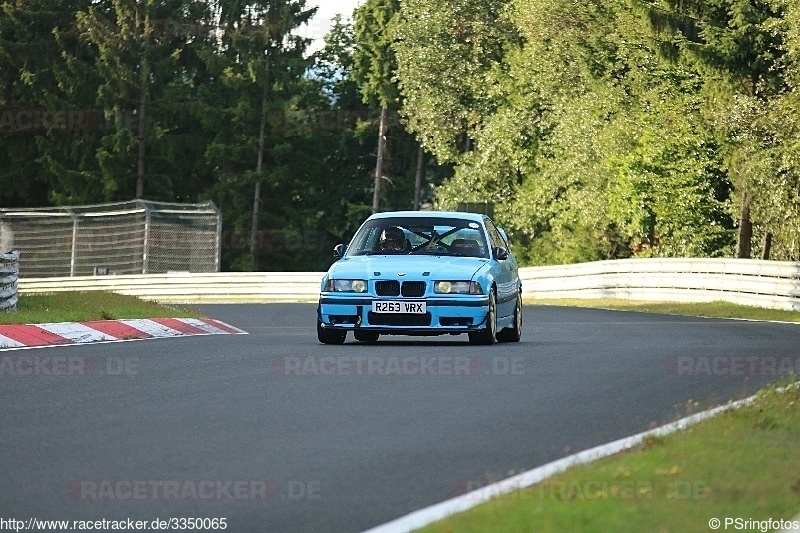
[[317, 211, 522, 345]]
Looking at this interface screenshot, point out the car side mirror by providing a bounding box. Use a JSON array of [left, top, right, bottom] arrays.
[[493, 246, 509, 261], [333, 244, 345, 258]]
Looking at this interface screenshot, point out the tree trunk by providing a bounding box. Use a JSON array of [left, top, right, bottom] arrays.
[[135, 1, 152, 199], [761, 232, 772, 260], [372, 106, 388, 214], [735, 192, 752, 259], [413, 144, 425, 210], [136, 88, 147, 199], [250, 49, 271, 266]]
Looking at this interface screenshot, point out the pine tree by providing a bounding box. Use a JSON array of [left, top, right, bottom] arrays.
[[352, 0, 400, 213], [200, 0, 315, 268], [75, 0, 216, 200], [0, 0, 90, 206]]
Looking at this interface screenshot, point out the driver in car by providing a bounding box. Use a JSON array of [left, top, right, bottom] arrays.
[[379, 226, 407, 252]]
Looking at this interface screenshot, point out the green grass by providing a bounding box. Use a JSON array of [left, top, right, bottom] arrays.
[[0, 291, 202, 324], [420, 381, 800, 533], [525, 298, 800, 323]]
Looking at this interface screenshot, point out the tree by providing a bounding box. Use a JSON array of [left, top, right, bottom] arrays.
[[352, 0, 400, 213], [75, 0, 214, 200], [200, 0, 315, 268], [408, 0, 734, 264], [0, 0, 93, 206], [394, 0, 518, 162], [640, 0, 788, 258]]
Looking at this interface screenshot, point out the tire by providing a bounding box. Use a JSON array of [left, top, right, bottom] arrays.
[[496, 291, 522, 343], [317, 320, 346, 345], [354, 331, 380, 343], [468, 290, 497, 345]]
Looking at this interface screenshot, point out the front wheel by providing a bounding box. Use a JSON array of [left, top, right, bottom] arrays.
[[468, 290, 497, 345], [317, 320, 346, 345], [496, 291, 522, 343]]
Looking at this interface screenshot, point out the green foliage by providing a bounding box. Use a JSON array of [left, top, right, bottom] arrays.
[[6, 0, 800, 269], [395, 0, 743, 265], [394, 0, 518, 162]]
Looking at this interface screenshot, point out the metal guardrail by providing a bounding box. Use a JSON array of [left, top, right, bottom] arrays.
[[1, 251, 20, 312], [18, 272, 325, 304], [518, 258, 800, 311], [14, 258, 800, 310]]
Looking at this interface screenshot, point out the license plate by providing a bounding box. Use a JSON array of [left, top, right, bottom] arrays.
[[372, 301, 427, 314]]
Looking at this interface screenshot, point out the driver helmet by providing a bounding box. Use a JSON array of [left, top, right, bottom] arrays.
[[380, 226, 405, 251]]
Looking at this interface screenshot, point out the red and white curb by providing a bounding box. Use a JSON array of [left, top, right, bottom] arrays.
[[0, 318, 247, 351]]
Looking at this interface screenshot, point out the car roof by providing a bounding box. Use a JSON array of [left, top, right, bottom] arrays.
[[367, 211, 487, 223]]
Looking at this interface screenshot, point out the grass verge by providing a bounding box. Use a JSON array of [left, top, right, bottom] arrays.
[[420, 380, 800, 533], [525, 298, 800, 323], [0, 292, 201, 324]]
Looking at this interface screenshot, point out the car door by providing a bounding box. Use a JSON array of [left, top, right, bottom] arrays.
[[484, 218, 517, 318]]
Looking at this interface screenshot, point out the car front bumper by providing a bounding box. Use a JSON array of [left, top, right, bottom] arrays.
[[318, 295, 490, 335]]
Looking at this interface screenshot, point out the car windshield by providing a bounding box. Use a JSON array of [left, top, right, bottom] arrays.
[[346, 217, 489, 258]]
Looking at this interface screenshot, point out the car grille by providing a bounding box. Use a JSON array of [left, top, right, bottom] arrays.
[[401, 281, 426, 297], [375, 280, 426, 297], [368, 312, 432, 327], [375, 280, 400, 296]]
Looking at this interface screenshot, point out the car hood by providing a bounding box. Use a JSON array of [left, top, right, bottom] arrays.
[[328, 255, 487, 281]]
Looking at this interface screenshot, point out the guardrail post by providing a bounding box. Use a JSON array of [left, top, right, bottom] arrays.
[[210, 201, 222, 273], [142, 208, 151, 275], [69, 209, 78, 277]]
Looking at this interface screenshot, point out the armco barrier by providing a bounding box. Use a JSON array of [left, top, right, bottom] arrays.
[[1, 251, 19, 312], [518, 258, 800, 311], [14, 258, 800, 310], [18, 271, 325, 304]]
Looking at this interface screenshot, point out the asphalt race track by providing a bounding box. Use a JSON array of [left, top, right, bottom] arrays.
[[1, 304, 798, 532]]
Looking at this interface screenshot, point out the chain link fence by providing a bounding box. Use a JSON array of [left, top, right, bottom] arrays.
[[0, 201, 221, 277]]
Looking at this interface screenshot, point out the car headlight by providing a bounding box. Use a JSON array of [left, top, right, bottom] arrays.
[[324, 279, 367, 293], [434, 281, 483, 295]]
